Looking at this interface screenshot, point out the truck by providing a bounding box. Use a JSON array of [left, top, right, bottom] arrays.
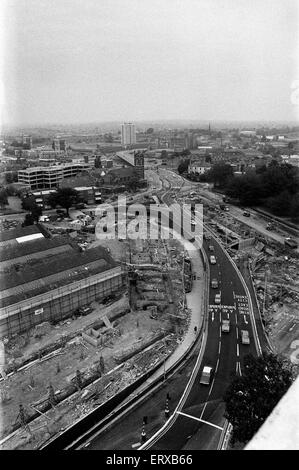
[[200, 366, 213, 385], [241, 330, 250, 345], [284, 238, 298, 249], [222, 320, 230, 333]]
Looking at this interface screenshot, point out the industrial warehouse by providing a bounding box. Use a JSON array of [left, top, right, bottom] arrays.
[[0, 225, 123, 337]]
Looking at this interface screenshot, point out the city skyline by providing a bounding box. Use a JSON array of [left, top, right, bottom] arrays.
[[1, 0, 299, 126]]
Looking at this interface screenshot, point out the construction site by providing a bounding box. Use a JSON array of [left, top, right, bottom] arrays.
[[0, 214, 193, 449]]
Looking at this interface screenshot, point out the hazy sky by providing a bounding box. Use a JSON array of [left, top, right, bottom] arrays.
[[1, 0, 299, 125]]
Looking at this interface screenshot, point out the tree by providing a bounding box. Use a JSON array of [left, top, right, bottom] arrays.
[[21, 195, 42, 222], [5, 171, 18, 184], [95, 155, 102, 168], [22, 213, 35, 226], [205, 163, 233, 188], [0, 189, 8, 209], [48, 188, 79, 215], [177, 159, 190, 174], [224, 353, 293, 445]]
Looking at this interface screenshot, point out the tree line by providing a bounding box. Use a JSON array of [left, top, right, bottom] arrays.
[[185, 161, 299, 221]]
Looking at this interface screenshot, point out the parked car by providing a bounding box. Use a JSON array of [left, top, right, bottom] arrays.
[[78, 306, 93, 316], [243, 211, 250, 217], [241, 330, 250, 344], [222, 320, 230, 333], [208, 245, 214, 251], [210, 255, 216, 264], [39, 215, 50, 222], [211, 278, 218, 289], [215, 293, 221, 304], [200, 366, 213, 385]]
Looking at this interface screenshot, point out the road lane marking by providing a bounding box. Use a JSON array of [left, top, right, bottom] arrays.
[[219, 326, 221, 337], [244, 315, 248, 324], [177, 411, 224, 431], [236, 344, 239, 357], [235, 313, 238, 324], [215, 358, 220, 373], [218, 342, 221, 354], [236, 327, 239, 339]]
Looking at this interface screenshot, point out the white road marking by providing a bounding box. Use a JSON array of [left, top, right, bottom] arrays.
[[227, 312, 229, 319], [211, 311, 214, 321], [236, 327, 239, 339], [236, 344, 239, 357], [218, 342, 221, 354], [219, 326, 222, 337], [235, 313, 238, 324], [177, 411, 224, 431], [215, 358, 220, 373], [244, 315, 248, 324]]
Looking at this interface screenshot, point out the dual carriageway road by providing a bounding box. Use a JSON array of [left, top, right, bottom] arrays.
[[81, 172, 261, 450]]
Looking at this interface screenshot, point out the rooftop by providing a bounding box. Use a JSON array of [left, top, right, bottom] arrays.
[[0, 246, 117, 309]]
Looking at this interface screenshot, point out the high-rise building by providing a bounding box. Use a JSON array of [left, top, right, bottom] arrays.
[[121, 123, 136, 147], [52, 138, 67, 152], [22, 135, 33, 149]]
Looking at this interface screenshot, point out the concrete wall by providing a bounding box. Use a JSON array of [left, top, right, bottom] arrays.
[[0, 267, 124, 338]]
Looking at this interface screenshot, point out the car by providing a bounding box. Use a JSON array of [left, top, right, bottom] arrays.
[[243, 211, 250, 217], [224, 206, 229, 211], [208, 245, 214, 251], [215, 293, 221, 304], [204, 233, 211, 241], [222, 319, 230, 333], [211, 278, 218, 289], [210, 255, 216, 264], [241, 330, 250, 344], [78, 306, 93, 316], [200, 366, 213, 385], [191, 220, 196, 226], [39, 215, 50, 222], [76, 203, 86, 209]]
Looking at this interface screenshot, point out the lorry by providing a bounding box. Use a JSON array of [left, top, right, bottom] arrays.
[[200, 366, 213, 385]]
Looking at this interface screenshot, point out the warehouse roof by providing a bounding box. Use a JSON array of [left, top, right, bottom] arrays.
[[0, 236, 73, 264], [0, 225, 42, 243], [0, 247, 118, 308]]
